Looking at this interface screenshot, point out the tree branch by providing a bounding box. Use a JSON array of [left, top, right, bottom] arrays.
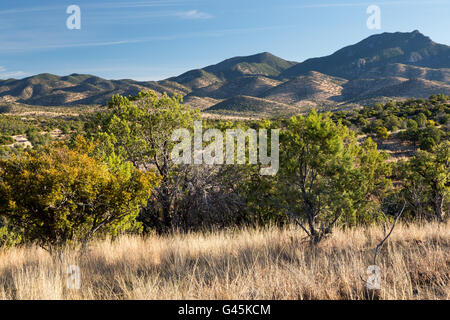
[[286, 209, 311, 237], [373, 201, 406, 266]]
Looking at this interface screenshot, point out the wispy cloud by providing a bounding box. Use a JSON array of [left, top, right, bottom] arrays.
[[291, 0, 450, 9], [87, 1, 191, 9], [0, 25, 288, 52], [0, 1, 189, 14], [175, 10, 213, 19], [81, 9, 214, 23], [0, 66, 27, 79], [0, 3, 213, 25], [0, 6, 59, 15]]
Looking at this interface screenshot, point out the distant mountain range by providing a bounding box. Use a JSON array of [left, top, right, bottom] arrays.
[[1, 30, 450, 117]]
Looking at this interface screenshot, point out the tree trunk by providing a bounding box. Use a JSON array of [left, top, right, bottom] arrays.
[[305, 205, 321, 245], [434, 191, 445, 222]]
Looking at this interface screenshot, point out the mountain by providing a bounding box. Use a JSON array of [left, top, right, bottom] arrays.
[[202, 52, 297, 80], [1, 30, 450, 117], [166, 52, 296, 93], [0, 73, 188, 106], [280, 30, 450, 79]]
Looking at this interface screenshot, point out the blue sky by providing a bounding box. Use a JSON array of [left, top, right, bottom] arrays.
[[1, 0, 449, 80]]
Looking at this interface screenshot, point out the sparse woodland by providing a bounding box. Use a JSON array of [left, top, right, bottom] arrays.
[[0, 92, 448, 300]]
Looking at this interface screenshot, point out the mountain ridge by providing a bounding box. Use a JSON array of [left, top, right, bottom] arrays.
[[1, 30, 450, 116]]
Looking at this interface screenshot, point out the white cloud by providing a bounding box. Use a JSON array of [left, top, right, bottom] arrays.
[[0, 67, 27, 79], [175, 10, 213, 19], [83, 9, 215, 22]]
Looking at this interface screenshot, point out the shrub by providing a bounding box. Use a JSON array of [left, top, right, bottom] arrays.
[[0, 135, 14, 145], [0, 142, 158, 250]]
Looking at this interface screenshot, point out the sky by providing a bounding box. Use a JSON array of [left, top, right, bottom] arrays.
[[0, 0, 449, 81]]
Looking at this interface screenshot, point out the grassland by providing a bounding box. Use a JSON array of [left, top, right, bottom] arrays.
[[0, 222, 448, 300]]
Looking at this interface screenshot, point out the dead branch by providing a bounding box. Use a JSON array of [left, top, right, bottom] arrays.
[[373, 201, 406, 266], [286, 209, 311, 237]]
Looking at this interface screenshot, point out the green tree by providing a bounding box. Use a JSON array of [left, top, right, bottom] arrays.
[[408, 141, 449, 221], [87, 91, 200, 234], [0, 142, 157, 250], [407, 119, 418, 130], [415, 113, 427, 128], [385, 115, 401, 131], [0, 135, 14, 145], [376, 126, 390, 141], [419, 126, 442, 151], [279, 112, 391, 244], [395, 161, 432, 220]]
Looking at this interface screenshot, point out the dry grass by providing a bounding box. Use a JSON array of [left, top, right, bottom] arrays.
[[0, 222, 448, 300]]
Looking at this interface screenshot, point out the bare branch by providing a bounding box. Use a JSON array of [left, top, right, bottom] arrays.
[[373, 201, 406, 266], [286, 209, 311, 237]]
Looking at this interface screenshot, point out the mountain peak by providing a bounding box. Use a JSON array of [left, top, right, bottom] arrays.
[[253, 51, 277, 59], [281, 30, 449, 79], [207, 51, 291, 67], [171, 52, 298, 82], [352, 30, 432, 49]]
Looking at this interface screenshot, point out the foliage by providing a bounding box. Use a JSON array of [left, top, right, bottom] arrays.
[[87, 91, 202, 233], [0, 216, 22, 248], [0, 142, 157, 249], [0, 92, 447, 247], [331, 95, 449, 138], [278, 111, 391, 243], [26, 128, 52, 147], [0, 116, 32, 136], [0, 135, 13, 145], [397, 141, 449, 221], [376, 126, 390, 140]]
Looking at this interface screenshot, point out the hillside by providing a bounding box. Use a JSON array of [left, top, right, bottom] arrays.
[[280, 30, 450, 79], [260, 71, 347, 105], [205, 95, 302, 117], [360, 63, 450, 82], [188, 76, 282, 99], [0, 74, 188, 106], [1, 30, 450, 116]]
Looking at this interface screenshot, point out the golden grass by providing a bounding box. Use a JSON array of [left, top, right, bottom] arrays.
[[0, 222, 448, 300]]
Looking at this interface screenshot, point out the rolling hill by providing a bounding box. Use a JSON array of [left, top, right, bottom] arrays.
[[0, 74, 188, 106], [1, 30, 450, 117]]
